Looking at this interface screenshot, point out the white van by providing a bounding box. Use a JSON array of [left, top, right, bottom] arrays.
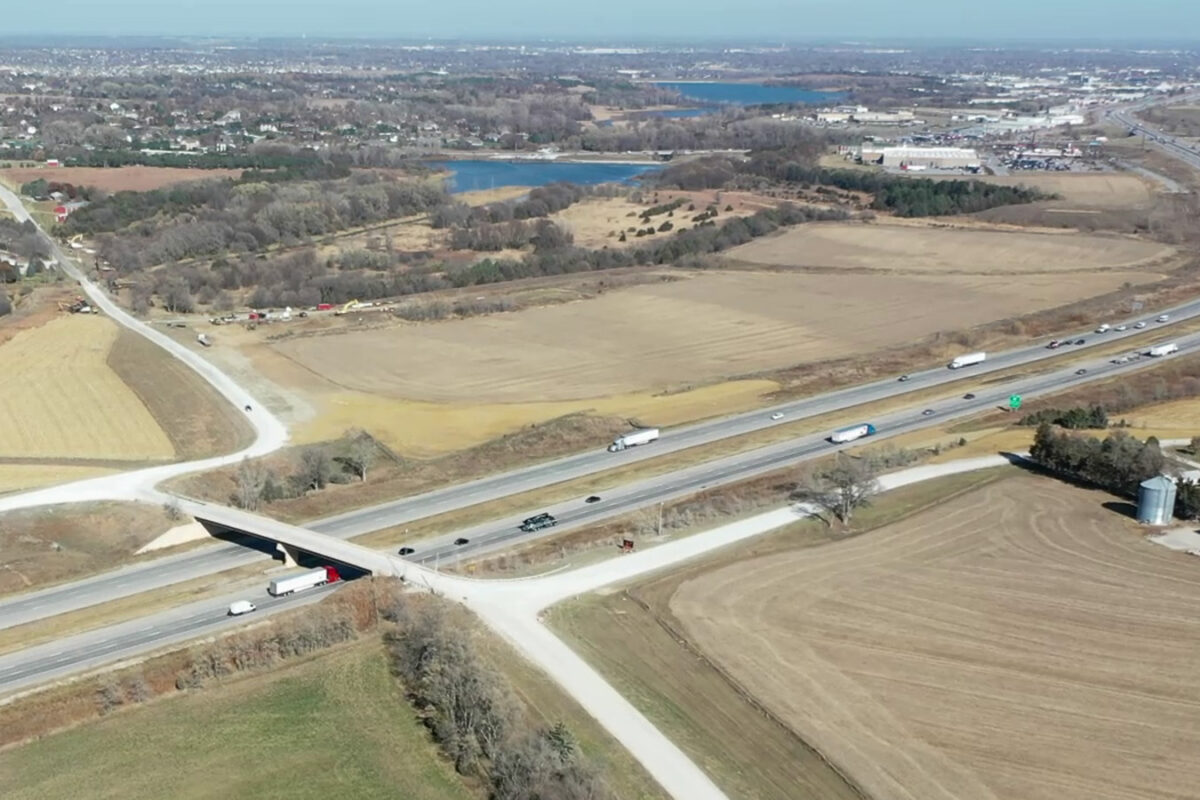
[[228, 600, 256, 616]]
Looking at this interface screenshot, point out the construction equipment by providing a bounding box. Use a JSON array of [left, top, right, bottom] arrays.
[[58, 296, 95, 314]]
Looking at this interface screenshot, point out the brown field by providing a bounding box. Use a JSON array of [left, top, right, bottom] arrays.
[[0, 315, 174, 460], [976, 172, 1155, 209], [728, 220, 1174, 274], [0, 166, 242, 193], [671, 475, 1200, 800], [271, 266, 1161, 404], [551, 189, 778, 249]]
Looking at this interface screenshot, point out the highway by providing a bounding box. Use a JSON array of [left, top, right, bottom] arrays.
[[3, 326, 1199, 695], [0, 583, 338, 696], [1109, 99, 1200, 173], [2, 302, 1196, 632]]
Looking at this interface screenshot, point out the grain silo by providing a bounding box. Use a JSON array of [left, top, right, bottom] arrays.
[[1137, 475, 1176, 525]]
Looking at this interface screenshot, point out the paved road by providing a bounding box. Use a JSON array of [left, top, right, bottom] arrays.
[[3, 330, 1197, 695], [2, 304, 1195, 630], [1110, 98, 1200, 176]]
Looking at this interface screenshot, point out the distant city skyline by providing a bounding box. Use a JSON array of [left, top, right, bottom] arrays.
[[4, 0, 1199, 43]]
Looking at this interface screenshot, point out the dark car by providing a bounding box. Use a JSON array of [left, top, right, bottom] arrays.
[[585, 495, 601, 503], [1074, 338, 1086, 345], [520, 513, 558, 532], [898, 375, 910, 382], [922, 408, 935, 416], [1076, 368, 1088, 375], [398, 547, 415, 556], [963, 393, 976, 400], [454, 537, 470, 546]]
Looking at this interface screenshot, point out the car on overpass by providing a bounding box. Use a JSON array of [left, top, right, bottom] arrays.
[[398, 547, 415, 556]]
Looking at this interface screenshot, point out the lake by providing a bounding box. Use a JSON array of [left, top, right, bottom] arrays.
[[653, 82, 843, 106], [431, 160, 663, 193]]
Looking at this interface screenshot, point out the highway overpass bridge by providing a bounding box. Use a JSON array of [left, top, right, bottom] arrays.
[[180, 500, 406, 578]]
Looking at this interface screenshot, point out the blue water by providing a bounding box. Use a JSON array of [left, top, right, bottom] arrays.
[[654, 82, 843, 106], [628, 108, 713, 119], [432, 160, 662, 193]]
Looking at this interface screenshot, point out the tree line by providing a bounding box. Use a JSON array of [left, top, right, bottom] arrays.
[[1029, 424, 1164, 496], [384, 592, 612, 800], [1019, 405, 1109, 430], [656, 151, 1047, 217]]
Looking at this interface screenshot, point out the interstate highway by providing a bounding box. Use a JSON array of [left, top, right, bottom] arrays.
[[2, 301, 1198, 631], [3, 329, 1200, 695]]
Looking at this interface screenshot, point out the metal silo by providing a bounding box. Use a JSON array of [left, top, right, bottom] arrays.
[[1137, 475, 1176, 525]]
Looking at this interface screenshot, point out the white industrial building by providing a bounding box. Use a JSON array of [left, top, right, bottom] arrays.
[[860, 145, 981, 170]]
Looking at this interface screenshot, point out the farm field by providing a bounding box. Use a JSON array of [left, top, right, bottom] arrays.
[[271, 265, 1161, 405], [547, 469, 1006, 800], [0, 166, 242, 193], [728, 220, 1174, 274], [0, 644, 474, 800], [976, 172, 1155, 209], [671, 474, 1200, 800], [0, 315, 174, 460]]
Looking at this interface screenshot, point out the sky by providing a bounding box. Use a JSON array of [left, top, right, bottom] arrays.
[[5, 0, 1199, 42]]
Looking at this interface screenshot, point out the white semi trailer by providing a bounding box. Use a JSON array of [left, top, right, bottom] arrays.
[[1148, 343, 1179, 357], [608, 427, 660, 452], [267, 566, 339, 597], [948, 352, 986, 369]]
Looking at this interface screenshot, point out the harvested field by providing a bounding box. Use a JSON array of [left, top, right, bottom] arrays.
[[0, 166, 241, 193], [0, 464, 116, 495], [728, 220, 1173, 274], [0, 315, 174, 460], [108, 328, 253, 459], [975, 172, 1155, 209], [0, 501, 174, 596], [549, 469, 1006, 800], [272, 267, 1161, 404], [672, 474, 1200, 800]]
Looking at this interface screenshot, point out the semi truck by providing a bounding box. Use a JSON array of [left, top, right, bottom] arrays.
[[948, 352, 986, 369], [267, 566, 340, 597], [830, 423, 876, 444], [608, 427, 660, 452], [1148, 342, 1179, 357]]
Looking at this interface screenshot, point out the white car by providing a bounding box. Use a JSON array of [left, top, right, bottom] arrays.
[[1157, 314, 1170, 323], [228, 600, 256, 616], [1134, 321, 1147, 329], [1115, 324, 1128, 331], [770, 412, 784, 421]]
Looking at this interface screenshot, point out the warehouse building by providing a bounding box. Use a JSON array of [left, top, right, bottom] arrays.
[[860, 145, 981, 170]]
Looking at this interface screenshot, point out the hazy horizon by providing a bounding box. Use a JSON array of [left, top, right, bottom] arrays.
[[4, 0, 1198, 43]]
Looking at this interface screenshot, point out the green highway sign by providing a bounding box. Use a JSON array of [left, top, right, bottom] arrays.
[[1009, 395, 1022, 410]]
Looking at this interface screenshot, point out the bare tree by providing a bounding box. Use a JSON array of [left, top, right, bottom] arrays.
[[344, 430, 375, 482], [298, 446, 333, 492], [796, 453, 879, 525], [233, 457, 268, 510]]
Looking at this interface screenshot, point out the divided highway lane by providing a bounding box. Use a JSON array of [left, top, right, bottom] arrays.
[[0, 583, 339, 696], [2, 303, 1196, 630], [5, 332, 1199, 695], [411, 331, 1200, 566]]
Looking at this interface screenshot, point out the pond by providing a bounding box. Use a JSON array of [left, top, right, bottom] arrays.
[[653, 81, 843, 106], [431, 159, 662, 193]]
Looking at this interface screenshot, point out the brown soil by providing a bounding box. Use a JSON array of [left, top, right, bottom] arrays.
[[672, 474, 1200, 800]]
